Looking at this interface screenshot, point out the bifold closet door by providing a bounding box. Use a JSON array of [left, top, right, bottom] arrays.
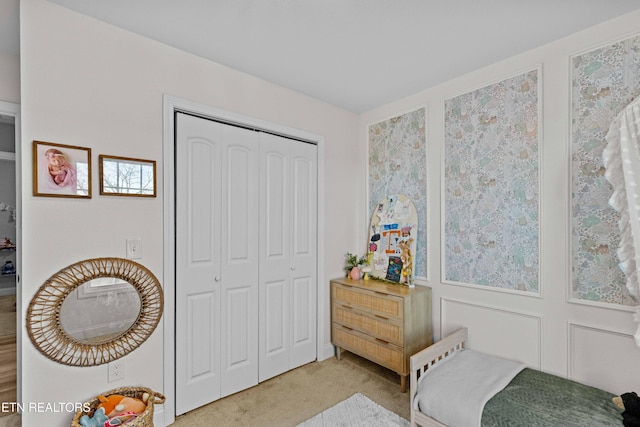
[[175, 113, 260, 415], [259, 132, 317, 382]]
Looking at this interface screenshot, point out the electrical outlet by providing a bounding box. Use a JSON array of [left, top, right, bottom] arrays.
[[108, 360, 125, 382], [126, 238, 142, 259]]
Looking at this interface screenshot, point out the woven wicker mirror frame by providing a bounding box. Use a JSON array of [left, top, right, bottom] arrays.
[[27, 257, 163, 367]]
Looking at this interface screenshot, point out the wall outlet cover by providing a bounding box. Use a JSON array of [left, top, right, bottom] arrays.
[[108, 359, 125, 382]]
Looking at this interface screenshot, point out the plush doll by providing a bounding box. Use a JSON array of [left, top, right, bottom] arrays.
[[613, 392, 640, 427], [97, 393, 149, 418], [78, 407, 109, 427], [96, 394, 126, 417]]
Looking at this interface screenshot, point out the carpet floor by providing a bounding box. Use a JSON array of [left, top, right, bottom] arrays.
[[172, 351, 411, 427], [0, 350, 411, 427]]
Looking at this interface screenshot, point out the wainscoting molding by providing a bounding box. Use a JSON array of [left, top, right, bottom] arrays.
[[441, 297, 542, 369], [568, 322, 640, 394]]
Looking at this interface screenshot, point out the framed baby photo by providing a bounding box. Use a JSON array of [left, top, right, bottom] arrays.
[[33, 140, 92, 198]]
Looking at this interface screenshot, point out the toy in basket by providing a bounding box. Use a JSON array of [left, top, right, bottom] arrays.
[[72, 386, 165, 427]]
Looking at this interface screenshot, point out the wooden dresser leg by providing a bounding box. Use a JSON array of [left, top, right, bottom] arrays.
[[400, 374, 407, 393], [336, 346, 342, 361]]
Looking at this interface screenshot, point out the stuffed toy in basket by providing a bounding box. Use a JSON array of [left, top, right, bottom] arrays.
[[71, 386, 165, 427]]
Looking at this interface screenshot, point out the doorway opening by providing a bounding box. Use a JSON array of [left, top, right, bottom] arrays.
[[0, 100, 20, 417]]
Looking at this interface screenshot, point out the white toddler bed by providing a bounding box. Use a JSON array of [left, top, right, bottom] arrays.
[[409, 328, 622, 427]]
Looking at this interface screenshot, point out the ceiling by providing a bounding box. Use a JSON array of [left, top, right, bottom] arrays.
[[2, 1, 640, 113]]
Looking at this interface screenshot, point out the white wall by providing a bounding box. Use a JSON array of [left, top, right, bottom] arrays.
[[19, 0, 360, 425], [359, 9, 640, 395], [0, 51, 20, 104]]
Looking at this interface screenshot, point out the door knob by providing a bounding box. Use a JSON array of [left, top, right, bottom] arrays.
[[290, 266, 295, 271], [214, 275, 221, 282]]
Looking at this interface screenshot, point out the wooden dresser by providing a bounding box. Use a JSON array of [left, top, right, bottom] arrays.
[[330, 277, 432, 392]]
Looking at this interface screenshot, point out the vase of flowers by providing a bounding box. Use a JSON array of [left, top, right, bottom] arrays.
[[344, 252, 368, 280]]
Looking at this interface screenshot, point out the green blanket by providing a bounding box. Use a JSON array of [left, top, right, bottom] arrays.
[[482, 368, 623, 427]]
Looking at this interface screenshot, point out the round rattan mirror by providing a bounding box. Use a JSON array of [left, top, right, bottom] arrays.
[[27, 257, 163, 366]]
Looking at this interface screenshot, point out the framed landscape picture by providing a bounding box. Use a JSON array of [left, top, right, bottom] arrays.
[[99, 154, 156, 197]]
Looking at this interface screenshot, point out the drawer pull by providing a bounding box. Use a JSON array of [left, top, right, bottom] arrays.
[[341, 304, 353, 310], [375, 338, 390, 345], [374, 314, 388, 320], [341, 325, 353, 331], [374, 291, 388, 296]]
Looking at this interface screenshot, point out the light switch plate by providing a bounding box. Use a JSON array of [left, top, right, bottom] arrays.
[[126, 238, 142, 259]]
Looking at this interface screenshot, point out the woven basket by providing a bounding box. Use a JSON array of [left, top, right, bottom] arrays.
[[71, 386, 165, 427]]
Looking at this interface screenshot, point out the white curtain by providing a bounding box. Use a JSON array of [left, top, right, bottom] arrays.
[[603, 96, 640, 347]]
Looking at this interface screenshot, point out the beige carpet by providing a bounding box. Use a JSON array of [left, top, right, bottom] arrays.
[[0, 350, 411, 427], [172, 351, 411, 427]]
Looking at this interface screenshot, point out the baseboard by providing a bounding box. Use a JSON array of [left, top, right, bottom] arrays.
[[154, 406, 165, 426], [319, 343, 335, 361]]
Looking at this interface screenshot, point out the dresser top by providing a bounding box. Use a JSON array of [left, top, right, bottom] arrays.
[[331, 277, 431, 296]]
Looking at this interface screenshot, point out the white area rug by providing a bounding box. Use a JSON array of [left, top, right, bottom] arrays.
[[297, 393, 410, 427]]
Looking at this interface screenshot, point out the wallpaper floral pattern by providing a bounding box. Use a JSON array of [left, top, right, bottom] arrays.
[[444, 70, 540, 292], [571, 34, 640, 306], [368, 108, 427, 278]]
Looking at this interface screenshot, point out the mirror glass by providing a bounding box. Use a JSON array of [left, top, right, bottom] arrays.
[[60, 278, 141, 344], [99, 154, 156, 197]]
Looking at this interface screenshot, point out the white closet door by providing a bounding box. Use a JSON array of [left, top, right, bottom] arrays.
[[259, 133, 292, 381], [175, 113, 222, 415], [176, 114, 260, 413], [219, 124, 260, 397], [289, 140, 317, 367], [259, 133, 317, 382]]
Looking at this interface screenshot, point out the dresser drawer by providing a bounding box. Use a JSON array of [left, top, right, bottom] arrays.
[[333, 303, 403, 346], [332, 283, 403, 320], [332, 323, 404, 373]]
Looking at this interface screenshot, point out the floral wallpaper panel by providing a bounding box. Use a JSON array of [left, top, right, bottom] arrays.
[[444, 70, 540, 292], [368, 108, 427, 278], [571, 34, 640, 306]]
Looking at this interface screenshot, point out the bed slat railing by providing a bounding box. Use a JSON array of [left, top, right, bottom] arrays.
[[410, 328, 468, 427]]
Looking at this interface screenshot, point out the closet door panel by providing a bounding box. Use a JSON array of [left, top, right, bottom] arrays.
[[175, 113, 222, 415], [188, 292, 220, 378], [292, 275, 313, 344], [259, 134, 291, 381], [264, 151, 288, 259], [220, 125, 260, 397], [264, 279, 287, 353], [221, 286, 255, 397], [290, 142, 318, 367]]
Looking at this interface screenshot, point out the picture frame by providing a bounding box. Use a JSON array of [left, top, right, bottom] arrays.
[[33, 140, 91, 198], [99, 154, 157, 197]]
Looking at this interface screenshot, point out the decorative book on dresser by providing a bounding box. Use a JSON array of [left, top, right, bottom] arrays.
[[330, 277, 432, 392]]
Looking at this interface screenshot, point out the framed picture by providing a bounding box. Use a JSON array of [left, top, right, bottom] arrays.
[[99, 154, 156, 197], [33, 141, 91, 198]]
